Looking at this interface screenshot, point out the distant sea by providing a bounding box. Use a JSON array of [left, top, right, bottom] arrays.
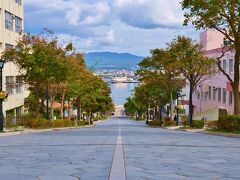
[[110, 83, 138, 105]]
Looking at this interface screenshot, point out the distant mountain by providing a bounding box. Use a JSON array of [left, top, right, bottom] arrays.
[[84, 52, 144, 70]]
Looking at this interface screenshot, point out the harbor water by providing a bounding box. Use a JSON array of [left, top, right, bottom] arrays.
[[110, 83, 138, 105]]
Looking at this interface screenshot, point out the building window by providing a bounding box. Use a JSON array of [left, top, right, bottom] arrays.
[[204, 92, 208, 101], [213, 87, 217, 101], [16, 76, 23, 93], [5, 11, 13, 31], [15, 16, 22, 33], [209, 86, 212, 100], [16, 106, 22, 118], [229, 91, 233, 105], [229, 59, 234, 74], [6, 76, 14, 95], [223, 60, 227, 72], [15, 0, 22, 5], [218, 88, 221, 102], [5, 43, 14, 50], [222, 88, 227, 103]]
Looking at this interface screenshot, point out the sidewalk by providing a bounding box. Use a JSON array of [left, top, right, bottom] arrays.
[[0, 125, 93, 137], [166, 126, 240, 138]]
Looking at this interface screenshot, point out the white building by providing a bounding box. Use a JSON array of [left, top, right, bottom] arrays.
[[0, 0, 27, 124]]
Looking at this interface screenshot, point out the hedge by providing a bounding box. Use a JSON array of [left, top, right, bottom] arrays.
[[19, 119, 91, 129], [192, 120, 204, 129], [149, 120, 163, 127], [218, 115, 240, 132]]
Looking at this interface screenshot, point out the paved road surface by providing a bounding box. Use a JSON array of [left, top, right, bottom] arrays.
[[0, 117, 240, 180]]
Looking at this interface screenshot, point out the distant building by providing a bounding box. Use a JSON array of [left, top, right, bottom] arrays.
[[0, 0, 28, 124], [192, 29, 234, 119]]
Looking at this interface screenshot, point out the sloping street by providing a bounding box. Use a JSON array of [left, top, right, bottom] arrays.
[[0, 118, 240, 180]]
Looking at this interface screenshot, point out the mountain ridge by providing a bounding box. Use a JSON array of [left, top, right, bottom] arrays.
[[84, 51, 144, 70]]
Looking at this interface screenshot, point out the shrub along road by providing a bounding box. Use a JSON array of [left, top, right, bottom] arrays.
[[0, 118, 240, 179]]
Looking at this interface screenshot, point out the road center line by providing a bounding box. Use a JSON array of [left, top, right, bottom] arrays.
[[109, 126, 126, 180]]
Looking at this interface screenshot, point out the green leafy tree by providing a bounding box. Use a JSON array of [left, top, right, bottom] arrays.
[[137, 48, 181, 120], [124, 97, 139, 118], [168, 36, 213, 126]]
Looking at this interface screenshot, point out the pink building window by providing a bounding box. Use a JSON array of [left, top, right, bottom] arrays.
[[223, 89, 227, 103], [218, 88, 221, 102], [229, 59, 233, 74], [229, 91, 233, 105]]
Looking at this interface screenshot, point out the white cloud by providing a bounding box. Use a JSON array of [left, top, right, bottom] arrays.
[[24, 0, 198, 56], [65, 7, 81, 26], [113, 0, 184, 29], [105, 29, 115, 43]]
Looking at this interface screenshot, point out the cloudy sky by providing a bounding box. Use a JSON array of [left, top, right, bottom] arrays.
[[24, 0, 199, 56]]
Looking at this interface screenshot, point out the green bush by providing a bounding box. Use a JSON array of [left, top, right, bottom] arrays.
[[149, 120, 163, 127], [181, 116, 188, 126], [218, 115, 240, 132], [205, 120, 218, 130], [135, 116, 145, 121], [192, 120, 204, 129], [23, 119, 51, 129], [76, 120, 92, 126], [163, 117, 175, 127], [21, 118, 92, 129]]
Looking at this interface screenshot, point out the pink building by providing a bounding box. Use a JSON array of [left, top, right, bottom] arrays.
[[192, 29, 234, 115]]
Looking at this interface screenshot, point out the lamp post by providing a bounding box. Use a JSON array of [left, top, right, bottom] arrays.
[[0, 60, 5, 132]]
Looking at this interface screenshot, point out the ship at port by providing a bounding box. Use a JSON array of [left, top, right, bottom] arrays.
[[111, 76, 138, 83]]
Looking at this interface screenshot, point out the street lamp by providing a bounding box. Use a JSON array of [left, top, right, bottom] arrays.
[[0, 59, 5, 132]]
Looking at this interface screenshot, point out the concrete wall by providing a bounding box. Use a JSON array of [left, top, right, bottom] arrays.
[[0, 0, 27, 117]]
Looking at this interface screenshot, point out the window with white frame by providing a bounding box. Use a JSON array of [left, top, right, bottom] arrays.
[[223, 60, 227, 72], [6, 76, 14, 95], [16, 76, 23, 93], [229, 91, 233, 105], [5, 43, 13, 50], [218, 88, 221, 102], [209, 86, 212, 99], [15, 16, 22, 33], [213, 87, 217, 101], [15, 0, 22, 5], [229, 59, 234, 74], [222, 88, 227, 103], [5, 11, 13, 31]]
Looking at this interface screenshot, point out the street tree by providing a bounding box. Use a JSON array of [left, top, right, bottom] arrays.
[[181, 0, 240, 115], [168, 36, 213, 126], [137, 48, 181, 120]]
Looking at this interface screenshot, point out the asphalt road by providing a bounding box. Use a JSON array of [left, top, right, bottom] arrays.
[[0, 117, 240, 180]]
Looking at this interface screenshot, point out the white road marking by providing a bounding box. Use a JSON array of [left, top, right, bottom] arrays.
[[109, 123, 126, 180]]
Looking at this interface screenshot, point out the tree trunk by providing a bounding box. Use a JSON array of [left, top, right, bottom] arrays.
[[60, 88, 66, 119], [68, 100, 70, 120], [146, 105, 149, 124], [233, 49, 240, 115], [35, 87, 40, 118], [50, 93, 55, 121], [170, 92, 173, 120], [77, 103, 80, 121], [45, 81, 49, 120], [159, 105, 162, 121], [188, 84, 194, 127]]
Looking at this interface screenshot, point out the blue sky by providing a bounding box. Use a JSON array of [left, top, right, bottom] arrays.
[[24, 0, 199, 56]]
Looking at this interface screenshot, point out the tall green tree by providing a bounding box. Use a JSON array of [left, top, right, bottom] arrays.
[[181, 0, 240, 115], [2, 34, 71, 117], [137, 48, 181, 120], [168, 36, 213, 126]]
